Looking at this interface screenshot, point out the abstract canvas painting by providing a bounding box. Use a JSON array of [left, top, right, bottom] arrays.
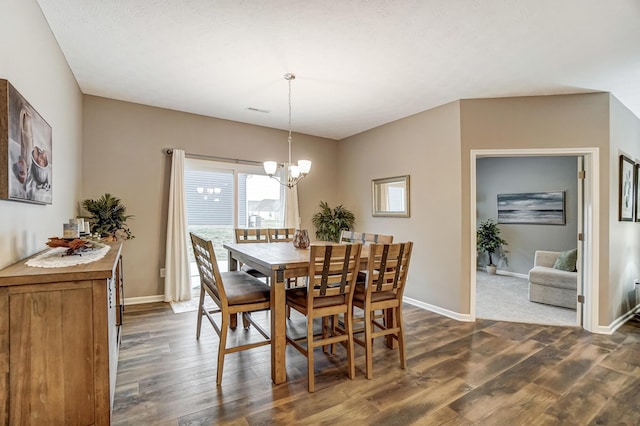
[[497, 191, 565, 225], [619, 154, 635, 221], [0, 79, 52, 204]]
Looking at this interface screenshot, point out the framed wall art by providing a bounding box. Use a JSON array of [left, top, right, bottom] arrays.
[[633, 163, 640, 222], [497, 191, 566, 225], [0, 79, 52, 204], [619, 154, 634, 221]]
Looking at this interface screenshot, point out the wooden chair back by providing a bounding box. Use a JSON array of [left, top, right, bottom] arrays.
[[191, 232, 227, 307], [365, 242, 413, 298], [267, 228, 295, 242], [308, 243, 362, 302], [339, 230, 393, 245], [234, 228, 268, 243]]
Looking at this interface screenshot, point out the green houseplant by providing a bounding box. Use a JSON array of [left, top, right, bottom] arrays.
[[82, 193, 135, 240], [477, 218, 508, 274], [311, 201, 355, 242]]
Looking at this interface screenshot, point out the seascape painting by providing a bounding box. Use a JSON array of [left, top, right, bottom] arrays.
[[497, 191, 565, 225]]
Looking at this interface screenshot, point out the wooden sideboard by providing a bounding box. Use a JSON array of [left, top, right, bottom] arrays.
[[0, 242, 123, 425]]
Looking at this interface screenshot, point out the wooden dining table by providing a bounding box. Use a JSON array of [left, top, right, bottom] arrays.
[[223, 241, 369, 385]]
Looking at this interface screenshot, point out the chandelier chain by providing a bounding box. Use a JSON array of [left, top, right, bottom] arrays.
[[287, 74, 294, 166], [263, 72, 310, 189]]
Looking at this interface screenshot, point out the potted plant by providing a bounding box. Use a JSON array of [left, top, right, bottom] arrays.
[[82, 193, 135, 240], [311, 201, 355, 242], [477, 218, 508, 274]]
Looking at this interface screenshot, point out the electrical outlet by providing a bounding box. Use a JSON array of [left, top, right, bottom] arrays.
[[160, 268, 166, 278], [635, 278, 639, 286]]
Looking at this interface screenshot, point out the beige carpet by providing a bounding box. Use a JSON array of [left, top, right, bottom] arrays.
[[476, 270, 576, 326]]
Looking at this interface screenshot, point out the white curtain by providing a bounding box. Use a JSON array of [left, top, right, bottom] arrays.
[[281, 167, 301, 229], [164, 149, 192, 302]]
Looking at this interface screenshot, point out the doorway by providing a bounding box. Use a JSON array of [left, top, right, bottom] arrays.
[[470, 148, 600, 332], [475, 156, 578, 326]]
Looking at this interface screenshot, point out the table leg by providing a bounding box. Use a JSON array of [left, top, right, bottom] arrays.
[[227, 250, 239, 329], [271, 266, 287, 384]]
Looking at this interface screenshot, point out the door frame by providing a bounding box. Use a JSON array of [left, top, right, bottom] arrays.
[[470, 148, 600, 332]]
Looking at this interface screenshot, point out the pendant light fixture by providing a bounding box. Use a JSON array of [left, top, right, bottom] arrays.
[[264, 73, 311, 188]]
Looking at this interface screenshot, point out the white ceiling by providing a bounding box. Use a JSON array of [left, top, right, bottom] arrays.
[[36, 0, 640, 140]]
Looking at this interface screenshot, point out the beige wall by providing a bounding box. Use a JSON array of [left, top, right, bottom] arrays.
[[0, 0, 83, 268], [608, 95, 640, 323], [339, 102, 463, 312], [460, 93, 614, 324], [82, 96, 339, 298], [340, 92, 639, 327]]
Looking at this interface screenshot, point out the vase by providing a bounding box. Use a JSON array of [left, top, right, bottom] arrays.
[[293, 229, 310, 249], [486, 265, 497, 275]]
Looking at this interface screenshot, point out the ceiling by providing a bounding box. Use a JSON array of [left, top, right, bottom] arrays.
[[36, 0, 640, 140]]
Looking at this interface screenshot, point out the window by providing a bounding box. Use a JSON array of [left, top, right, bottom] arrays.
[[184, 159, 285, 289]]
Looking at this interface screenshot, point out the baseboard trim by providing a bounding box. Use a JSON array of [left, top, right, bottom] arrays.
[[124, 295, 165, 305], [496, 270, 529, 280], [592, 303, 640, 335], [404, 296, 473, 322], [478, 267, 528, 280]]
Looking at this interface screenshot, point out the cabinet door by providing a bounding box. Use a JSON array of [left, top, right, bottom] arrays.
[[9, 285, 95, 425]]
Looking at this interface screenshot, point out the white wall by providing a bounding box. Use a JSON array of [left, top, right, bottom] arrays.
[[0, 0, 83, 268], [476, 156, 578, 274]]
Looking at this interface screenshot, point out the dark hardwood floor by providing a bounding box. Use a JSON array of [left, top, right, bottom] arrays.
[[113, 302, 640, 425]]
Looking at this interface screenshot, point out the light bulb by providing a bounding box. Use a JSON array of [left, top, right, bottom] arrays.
[[264, 161, 278, 176], [298, 160, 311, 174]]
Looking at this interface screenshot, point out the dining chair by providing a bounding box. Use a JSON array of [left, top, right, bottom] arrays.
[[190, 233, 271, 386], [339, 230, 393, 245], [234, 228, 270, 281], [352, 242, 413, 379], [267, 227, 295, 242], [234, 228, 269, 243], [340, 230, 394, 292], [285, 243, 362, 392], [267, 227, 299, 314]]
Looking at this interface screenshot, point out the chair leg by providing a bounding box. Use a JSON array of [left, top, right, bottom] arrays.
[[242, 312, 251, 329], [196, 286, 205, 339], [329, 315, 338, 354], [364, 306, 374, 380], [322, 316, 331, 353], [216, 313, 229, 386], [345, 306, 355, 380], [230, 313, 238, 330], [397, 305, 406, 369], [307, 315, 316, 393]]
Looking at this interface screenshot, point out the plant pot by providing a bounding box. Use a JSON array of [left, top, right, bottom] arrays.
[[486, 265, 497, 275]]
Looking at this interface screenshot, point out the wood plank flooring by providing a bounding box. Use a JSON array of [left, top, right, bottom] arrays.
[[112, 303, 640, 425]]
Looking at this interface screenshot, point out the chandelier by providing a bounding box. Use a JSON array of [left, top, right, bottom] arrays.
[[263, 73, 311, 188]]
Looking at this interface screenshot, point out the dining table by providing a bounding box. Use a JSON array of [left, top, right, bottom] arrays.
[[223, 241, 369, 385]]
